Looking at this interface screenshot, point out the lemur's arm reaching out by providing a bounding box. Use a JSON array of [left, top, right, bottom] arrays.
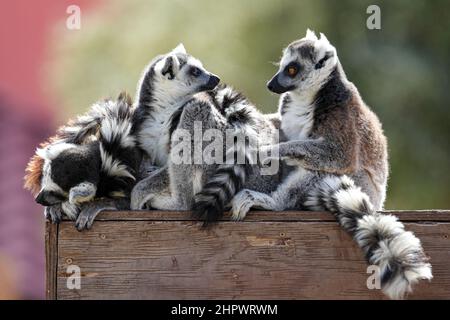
[[264, 135, 357, 174]]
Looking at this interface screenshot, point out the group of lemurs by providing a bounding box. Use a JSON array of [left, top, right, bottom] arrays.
[[24, 30, 432, 299]]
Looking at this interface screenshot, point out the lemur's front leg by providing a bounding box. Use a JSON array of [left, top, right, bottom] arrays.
[[75, 198, 128, 231], [262, 138, 356, 174], [45, 202, 80, 223], [231, 189, 280, 221], [45, 204, 63, 224]]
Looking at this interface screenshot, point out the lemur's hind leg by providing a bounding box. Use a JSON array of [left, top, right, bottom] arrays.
[[130, 165, 192, 210], [149, 163, 202, 210], [130, 166, 170, 210], [231, 168, 318, 220]]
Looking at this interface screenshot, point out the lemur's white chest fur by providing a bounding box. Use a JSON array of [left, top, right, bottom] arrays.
[[280, 91, 316, 141], [138, 109, 173, 167], [138, 93, 190, 167]]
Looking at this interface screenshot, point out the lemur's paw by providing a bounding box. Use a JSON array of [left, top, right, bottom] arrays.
[[45, 205, 62, 224], [75, 212, 93, 231], [231, 189, 255, 221], [61, 202, 80, 220], [75, 203, 115, 231]]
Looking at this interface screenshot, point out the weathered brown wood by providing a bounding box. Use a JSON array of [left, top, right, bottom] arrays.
[[49, 210, 450, 300], [63, 209, 450, 222], [45, 220, 58, 300]]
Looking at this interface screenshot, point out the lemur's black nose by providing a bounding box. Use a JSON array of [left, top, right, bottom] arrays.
[[35, 191, 51, 206], [267, 75, 291, 94], [208, 75, 220, 88], [204, 74, 220, 90], [35, 190, 64, 206]]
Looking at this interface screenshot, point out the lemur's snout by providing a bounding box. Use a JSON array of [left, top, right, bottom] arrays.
[[205, 74, 220, 90], [35, 191, 51, 206], [35, 190, 64, 206], [267, 74, 284, 94], [266, 78, 276, 92]]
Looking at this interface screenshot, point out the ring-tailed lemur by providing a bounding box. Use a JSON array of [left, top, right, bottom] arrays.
[[132, 43, 220, 166], [130, 47, 280, 215], [24, 92, 140, 230], [230, 30, 432, 299], [129, 44, 233, 210]]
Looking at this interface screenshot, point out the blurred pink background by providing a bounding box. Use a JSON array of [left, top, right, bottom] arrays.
[[0, 0, 100, 299]]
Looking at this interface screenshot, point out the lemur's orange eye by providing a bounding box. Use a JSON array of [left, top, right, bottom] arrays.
[[285, 64, 299, 77], [288, 66, 297, 76]]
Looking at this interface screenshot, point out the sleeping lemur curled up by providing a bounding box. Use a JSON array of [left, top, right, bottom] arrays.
[[230, 30, 432, 299], [24, 93, 141, 230]]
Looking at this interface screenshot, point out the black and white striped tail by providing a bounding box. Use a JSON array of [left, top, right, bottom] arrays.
[[304, 175, 432, 299], [98, 93, 140, 197], [192, 149, 251, 224], [56, 101, 113, 144]]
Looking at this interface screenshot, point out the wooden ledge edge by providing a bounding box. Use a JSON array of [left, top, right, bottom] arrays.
[[56, 209, 450, 222]]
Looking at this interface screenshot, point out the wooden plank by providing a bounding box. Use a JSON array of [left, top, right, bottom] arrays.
[[45, 220, 58, 300], [61, 209, 450, 222], [54, 217, 450, 300]]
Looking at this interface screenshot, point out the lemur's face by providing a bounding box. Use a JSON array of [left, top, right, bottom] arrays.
[[267, 29, 337, 94], [35, 142, 99, 206], [152, 44, 220, 98]]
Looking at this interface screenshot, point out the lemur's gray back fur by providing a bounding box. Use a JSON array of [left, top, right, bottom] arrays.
[[230, 30, 431, 299], [192, 84, 280, 223]]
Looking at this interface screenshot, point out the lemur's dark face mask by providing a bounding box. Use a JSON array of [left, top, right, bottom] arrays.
[[267, 71, 296, 94], [35, 190, 65, 206]]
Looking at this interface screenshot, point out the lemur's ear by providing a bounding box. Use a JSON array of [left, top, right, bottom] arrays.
[[305, 28, 318, 41], [161, 55, 180, 80], [69, 182, 97, 205], [172, 43, 186, 54], [319, 33, 330, 45]]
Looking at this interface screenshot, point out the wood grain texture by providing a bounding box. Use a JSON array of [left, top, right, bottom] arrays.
[[50, 210, 450, 300], [61, 209, 450, 222], [45, 221, 58, 300]]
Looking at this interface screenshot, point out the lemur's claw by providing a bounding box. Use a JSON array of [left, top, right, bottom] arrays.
[[230, 189, 254, 221], [75, 213, 91, 231], [45, 205, 62, 224], [75, 202, 115, 231]]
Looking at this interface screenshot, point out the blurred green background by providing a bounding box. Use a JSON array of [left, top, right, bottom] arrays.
[[47, 0, 449, 209]]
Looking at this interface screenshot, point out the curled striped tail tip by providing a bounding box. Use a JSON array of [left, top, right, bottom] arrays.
[[360, 217, 433, 300], [382, 262, 432, 299], [192, 199, 224, 226]]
